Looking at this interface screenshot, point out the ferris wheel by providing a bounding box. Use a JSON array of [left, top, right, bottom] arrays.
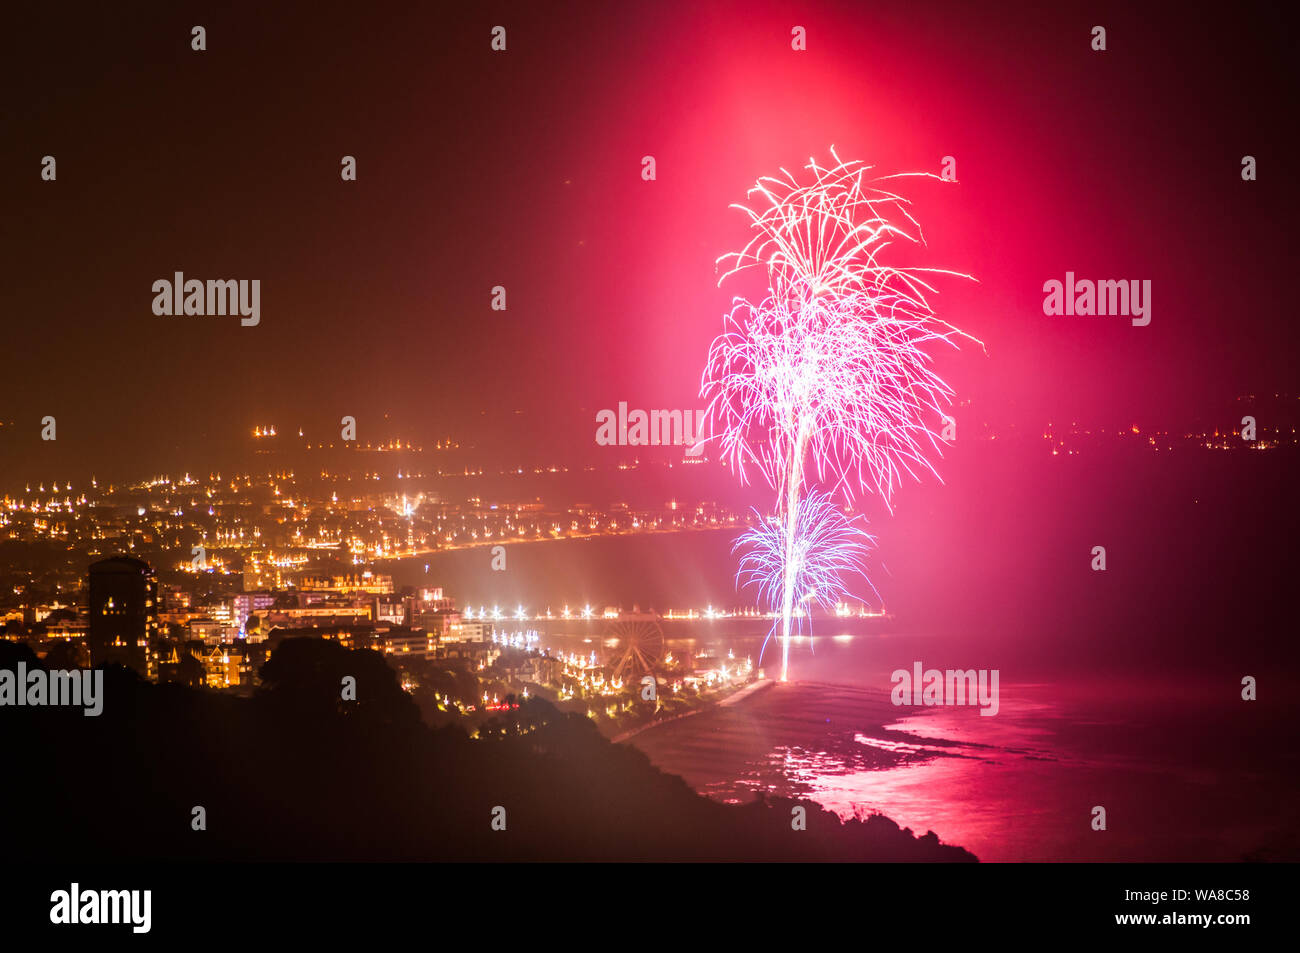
[[607, 619, 665, 681]]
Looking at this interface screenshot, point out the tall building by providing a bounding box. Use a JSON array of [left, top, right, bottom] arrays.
[[88, 556, 158, 673]]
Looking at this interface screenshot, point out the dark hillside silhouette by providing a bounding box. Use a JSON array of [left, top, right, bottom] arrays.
[[1, 639, 975, 861]]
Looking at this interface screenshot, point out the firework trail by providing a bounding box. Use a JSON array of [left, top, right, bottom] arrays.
[[701, 149, 981, 681]]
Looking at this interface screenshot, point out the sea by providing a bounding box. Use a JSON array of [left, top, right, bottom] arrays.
[[384, 503, 1300, 862]]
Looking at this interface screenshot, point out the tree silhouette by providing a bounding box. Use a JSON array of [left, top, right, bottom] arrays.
[[43, 639, 87, 669], [258, 637, 419, 727]]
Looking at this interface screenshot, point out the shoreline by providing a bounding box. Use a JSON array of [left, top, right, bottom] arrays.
[[375, 524, 747, 564], [610, 677, 773, 744]]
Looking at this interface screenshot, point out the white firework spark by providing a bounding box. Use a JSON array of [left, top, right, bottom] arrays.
[[701, 150, 980, 681]]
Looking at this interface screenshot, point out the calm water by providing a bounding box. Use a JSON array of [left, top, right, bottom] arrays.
[[629, 652, 1300, 862]]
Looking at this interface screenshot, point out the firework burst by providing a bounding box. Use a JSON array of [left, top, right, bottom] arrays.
[[717, 148, 955, 306], [701, 150, 980, 681], [702, 279, 969, 507], [734, 491, 876, 652]]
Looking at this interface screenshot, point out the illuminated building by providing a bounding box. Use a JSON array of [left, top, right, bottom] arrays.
[[445, 622, 491, 644], [88, 556, 158, 673], [377, 627, 438, 660], [407, 588, 457, 634], [299, 572, 393, 595], [160, 584, 192, 611], [263, 624, 375, 652], [233, 591, 277, 631], [188, 618, 237, 645], [199, 642, 252, 689], [374, 597, 406, 624]]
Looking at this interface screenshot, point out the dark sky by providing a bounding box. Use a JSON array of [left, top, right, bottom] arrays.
[[3, 0, 1295, 482]]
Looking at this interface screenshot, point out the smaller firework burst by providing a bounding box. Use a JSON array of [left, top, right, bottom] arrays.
[[734, 491, 876, 667]]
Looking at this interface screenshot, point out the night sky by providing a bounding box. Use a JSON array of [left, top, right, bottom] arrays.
[[2, 3, 1299, 883], [3, 0, 1295, 479]]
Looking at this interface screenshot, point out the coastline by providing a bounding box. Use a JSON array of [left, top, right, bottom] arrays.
[[618, 675, 1300, 862], [610, 677, 773, 743]]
